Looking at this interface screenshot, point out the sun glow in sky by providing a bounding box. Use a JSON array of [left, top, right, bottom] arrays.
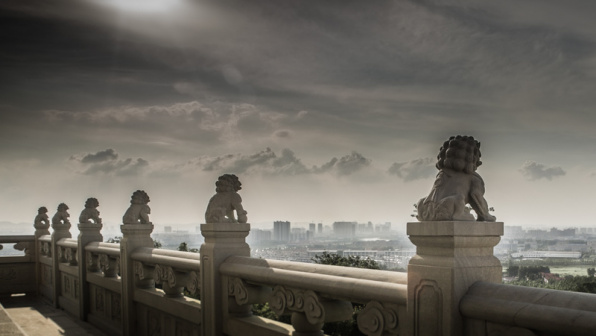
[[2, 0, 596, 230]]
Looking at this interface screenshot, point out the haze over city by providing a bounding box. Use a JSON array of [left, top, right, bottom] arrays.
[[2, 0, 596, 230]]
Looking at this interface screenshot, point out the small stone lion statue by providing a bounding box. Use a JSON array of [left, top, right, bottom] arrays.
[[52, 203, 71, 227], [122, 190, 151, 224], [79, 197, 102, 224], [34, 206, 50, 230], [205, 174, 248, 223], [416, 135, 496, 222]]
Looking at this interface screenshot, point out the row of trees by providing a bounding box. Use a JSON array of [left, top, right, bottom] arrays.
[[508, 265, 596, 294]]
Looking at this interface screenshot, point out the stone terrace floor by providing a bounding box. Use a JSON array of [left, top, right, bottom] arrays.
[[0, 294, 107, 336]]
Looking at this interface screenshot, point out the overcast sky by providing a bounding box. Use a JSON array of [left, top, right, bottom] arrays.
[[2, 0, 596, 231]]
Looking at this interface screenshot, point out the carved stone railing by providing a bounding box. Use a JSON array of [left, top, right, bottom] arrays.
[[0, 235, 36, 296], [460, 281, 596, 336], [129, 247, 202, 335], [55, 237, 80, 316], [83, 241, 122, 334], [221, 256, 408, 336]]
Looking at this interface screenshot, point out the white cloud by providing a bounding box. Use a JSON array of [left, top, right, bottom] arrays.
[[70, 149, 149, 176], [388, 158, 436, 182], [519, 161, 566, 181]]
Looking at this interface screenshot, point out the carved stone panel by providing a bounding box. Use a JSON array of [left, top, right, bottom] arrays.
[[414, 280, 442, 336]]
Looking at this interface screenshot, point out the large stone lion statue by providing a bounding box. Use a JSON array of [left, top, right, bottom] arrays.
[[205, 174, 248, 223], [416, 135, 496, 222], [79, 197, 102, 224], [122, 190, 151, 224], [52, 203, 71, 227]]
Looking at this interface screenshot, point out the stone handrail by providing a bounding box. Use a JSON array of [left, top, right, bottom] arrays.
[[85, 241, 121, 277], [221, 256, 407, 335], [460, 281, 596, 336], [0, 235, 35, 259], [56, 238, 78, 265], [131, 247, 201, 297]]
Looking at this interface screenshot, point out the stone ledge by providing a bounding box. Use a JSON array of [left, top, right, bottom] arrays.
[[407, 221, 504, 236]]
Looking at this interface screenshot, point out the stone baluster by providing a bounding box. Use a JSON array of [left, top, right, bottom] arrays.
[[78, 221, 103, 320], [406, 221, 503, 336], [200, 223, 251, 336], [50, 203, 72, 307]]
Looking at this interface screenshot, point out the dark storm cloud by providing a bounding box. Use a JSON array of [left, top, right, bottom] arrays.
[[189, 148, 371, 177], [388, 158, 436, 182], [519, 161, 566, 181], [70, 149, 149, 176], [80, 149, 118, 163], [313, 152, 372, 176]]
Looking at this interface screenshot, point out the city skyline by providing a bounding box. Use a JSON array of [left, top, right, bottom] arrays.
[[2, 1, 596, 228]]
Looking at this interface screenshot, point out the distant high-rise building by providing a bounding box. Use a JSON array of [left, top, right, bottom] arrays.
[[309, 223, 316, 233], [317, 223, 323, 234], [273, 221, 291, 241], [333, 221, 356, 238]]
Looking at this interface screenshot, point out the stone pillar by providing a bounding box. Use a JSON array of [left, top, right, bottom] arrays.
[[51, 222, 72, 307], [200, 223, 250, 336], [406, 221, 503, 336], [120, 224, 154, 336], [77, 222, 103, 320]]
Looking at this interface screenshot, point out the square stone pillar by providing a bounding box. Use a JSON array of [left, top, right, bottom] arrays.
[[51, 223, 72, 307], [120, 224, 154, 336], [77, 223, 103, 320], [406, 221, 503, 336], [200, 223, 250, 336]]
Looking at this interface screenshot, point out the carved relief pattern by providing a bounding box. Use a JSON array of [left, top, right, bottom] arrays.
[[187, 271, 200, 296], [111, 293, 122, 322], [63, 275, 71, 297], [154, 264, 176, 287], [357, 301, 400, 336], [148, 309, 161, 336], [64, 247, 77, 266], [74, 279, 79, 299], [40, 241, 51, 257], [86, 252, 99, 272], [0, 268, 17, 280], [95, 287, 105, 313], [99, 254, 119, 277], [228, 277, 249, 305], [270, 286, 326, 325], [13, 242, 32, 256]]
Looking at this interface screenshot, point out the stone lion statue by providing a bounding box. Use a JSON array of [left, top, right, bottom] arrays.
[[79, 197, 102, 224], [34, 206, 50, 230], [205, 174, 248, 223], [122, 190, 151, 224], [52, 203, 71, 227], [416, 135, 496, 222]]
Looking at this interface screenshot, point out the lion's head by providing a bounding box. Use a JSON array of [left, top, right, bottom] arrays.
[[57, 203, 69, 212], [215, 174, 242, 193], [130, 190, 150, 205], [85, 197, 99, 209], [38, 206, 48, 214], [436, 135, 482, 174]]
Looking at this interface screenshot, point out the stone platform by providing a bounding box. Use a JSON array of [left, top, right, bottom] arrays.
[[0, 294, 107, 336]]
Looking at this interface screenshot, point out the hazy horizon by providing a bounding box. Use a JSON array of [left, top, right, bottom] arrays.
[[2, 1, 596, 229]]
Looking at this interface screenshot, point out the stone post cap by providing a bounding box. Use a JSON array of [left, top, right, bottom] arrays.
[[78, 222, 103, 230], [120, 224, 155, 235], [407, 221, 503, 237]]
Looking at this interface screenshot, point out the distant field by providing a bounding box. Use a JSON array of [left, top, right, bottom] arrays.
[[550, 265, 594, 276]]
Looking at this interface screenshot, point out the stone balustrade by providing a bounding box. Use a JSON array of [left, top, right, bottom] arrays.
[[1, 203, 596, 336], [460, 281, 596, 336]]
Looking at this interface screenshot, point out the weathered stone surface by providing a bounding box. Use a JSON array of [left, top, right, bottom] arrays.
[[79, 198, 102, 224], [416, 135, 496, 222], [122, 190, 151, 224], [407, 221, 503, 336], [205, 174, 248, 223]]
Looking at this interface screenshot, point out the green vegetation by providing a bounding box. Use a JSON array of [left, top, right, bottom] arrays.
[[509, 266, 596, 294], [177, 242, 198, 253], [105, 236, 162, 248]]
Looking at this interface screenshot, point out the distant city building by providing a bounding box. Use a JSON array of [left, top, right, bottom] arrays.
[[317, 223, 323, 234], [510, 251, 581, 259], [309, 223, 316, 239], [291, 227, 307, 241], [273, 221, 291, 241], [248, 229, 272, 244], [333, 221, 356, 238]]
